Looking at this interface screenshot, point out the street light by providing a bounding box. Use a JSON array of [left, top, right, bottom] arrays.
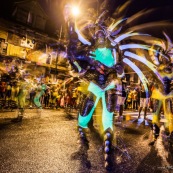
[[71, 6, 80, 17], [63, 4, 80, 22]]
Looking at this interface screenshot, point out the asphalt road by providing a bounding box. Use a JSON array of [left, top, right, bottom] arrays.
[[0, 108, 172, 173]]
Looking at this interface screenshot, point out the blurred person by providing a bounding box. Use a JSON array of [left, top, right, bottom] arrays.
[[137, 85, 150, 120], [34, 83, 47, 112], [29, 88, 36, 108], [12, 78, 30, 122], [29, 78, 37, 108], [0, 81, 6, 99], [64, 91, 71, 109], [11, 81, 19, 102], [44, 88, 50, 108], [71, 89, 78, 109], [60, 93, 65, 108], [116, 78, 127, 121], [126, 88, 133, 109], [132, 88, 138, 111], [56, 90, 62, 108], [50, 86, 58, 109], [5, 82, 12, 101]]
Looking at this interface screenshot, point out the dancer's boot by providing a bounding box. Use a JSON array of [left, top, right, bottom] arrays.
[[103, 129, 113, 170], [77, 126, 89, 149], [149, 123, 160, 145]]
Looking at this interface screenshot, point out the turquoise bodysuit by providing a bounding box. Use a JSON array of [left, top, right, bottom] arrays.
[[78, 47, 116, 131], [91, 47, 115, 67]]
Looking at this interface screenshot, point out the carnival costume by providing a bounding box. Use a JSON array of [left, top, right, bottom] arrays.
[[63, 0, 173, 169]]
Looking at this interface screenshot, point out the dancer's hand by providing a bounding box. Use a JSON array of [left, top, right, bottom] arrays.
[[114, 63, 124, 77]]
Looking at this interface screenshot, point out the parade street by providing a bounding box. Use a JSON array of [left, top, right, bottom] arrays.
[[0, 108, 173, 173]]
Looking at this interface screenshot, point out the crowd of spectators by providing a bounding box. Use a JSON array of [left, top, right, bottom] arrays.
[[0, 78, 84, 111], [0, 76, 171, 118]]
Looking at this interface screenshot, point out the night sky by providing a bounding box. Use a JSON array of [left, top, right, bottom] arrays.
[[1, 0, 173, 20], [0, 0, 173, 36]]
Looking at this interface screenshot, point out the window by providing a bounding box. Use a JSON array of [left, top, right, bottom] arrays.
[[35, 15, 46, 30], [15, 8, 33, 25], [16, 8, 28, 23]]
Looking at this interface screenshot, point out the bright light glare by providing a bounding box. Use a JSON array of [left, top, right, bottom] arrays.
[[72, 6, 80, 16]]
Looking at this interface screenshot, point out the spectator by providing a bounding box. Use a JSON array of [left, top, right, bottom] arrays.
[[44, 88, 50, 108], [137, 85, 150, 120], [11, 82, 19, 102], [126, 88, 133, 109], [60, 93, 65, 108], [71, 89, 78, 109], [132, 88, 138, 111], [116, 78, 127, 121], [0, 81, 6, 99], [6, 82, 12, 101]]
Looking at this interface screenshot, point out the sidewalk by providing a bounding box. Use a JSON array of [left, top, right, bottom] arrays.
[[0, 108, 68, 120]]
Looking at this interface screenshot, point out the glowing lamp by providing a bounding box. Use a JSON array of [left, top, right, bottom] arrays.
[[71, 6, 80, 17]]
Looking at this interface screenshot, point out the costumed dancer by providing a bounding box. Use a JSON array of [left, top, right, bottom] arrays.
[[12, 78, 30, 122], [63, 0, 173, 169], [148, 33, 173, 145], [33, 83, 47, 114], [63, 1, 124, 170], [150, 67, 173, 145]]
